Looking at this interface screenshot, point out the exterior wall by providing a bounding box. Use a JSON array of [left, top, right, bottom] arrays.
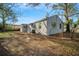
[[20, 15, 64, 35], [35, 20, 48, 35], [47, 15, 64, 35], [75, 29, 79, 32], [74, 25, 79, 33], [20, 24, 27, 32], [27, 24, 33, 33]]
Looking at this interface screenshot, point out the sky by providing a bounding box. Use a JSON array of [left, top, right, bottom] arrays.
[[7, 3, 79, 25], [8, 3, 62, 25], [7, 4, 48, 25]]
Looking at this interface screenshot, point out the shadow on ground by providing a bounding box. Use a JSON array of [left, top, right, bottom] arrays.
[[0, 38, 14, 56], [0, 43, 13, 56], [0, 32, 79, 56]]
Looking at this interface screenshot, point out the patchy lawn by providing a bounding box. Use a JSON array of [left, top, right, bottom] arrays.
[[0, 32, 79, 56], [0, 32, 14, 38]]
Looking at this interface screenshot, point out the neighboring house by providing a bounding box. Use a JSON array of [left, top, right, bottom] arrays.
[[74, 25, 79, 33], [20, 15, 64, 35], [12, 25, 21, 30], [5, 24, 21, 31]]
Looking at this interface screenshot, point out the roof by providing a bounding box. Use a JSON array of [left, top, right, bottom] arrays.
[[28, 15, 64, 25], [28, 18, 47, 25]]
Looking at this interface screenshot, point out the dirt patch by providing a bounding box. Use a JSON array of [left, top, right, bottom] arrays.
[[0, 32, 79, 56]]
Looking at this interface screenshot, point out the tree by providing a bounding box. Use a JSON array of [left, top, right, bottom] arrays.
[[76, 18, 79, 25], [52, 3, 79, 32], [0, 3, 17, 31], [11, 14, 18, 30], [72, 18, 79, 31]]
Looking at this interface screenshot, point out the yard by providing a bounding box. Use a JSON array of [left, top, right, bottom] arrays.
[[0, 32, 79, 56]]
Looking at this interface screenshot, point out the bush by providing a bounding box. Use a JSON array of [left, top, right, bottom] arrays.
[[32, 30, 35, 33]]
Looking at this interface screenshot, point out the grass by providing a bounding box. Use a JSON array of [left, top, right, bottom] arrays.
[[0, 32, 13, 38]]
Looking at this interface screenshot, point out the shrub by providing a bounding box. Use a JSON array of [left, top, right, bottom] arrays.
[[32, 30, 35, 33]]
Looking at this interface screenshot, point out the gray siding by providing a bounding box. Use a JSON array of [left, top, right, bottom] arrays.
[[47, 16, 64, 35], [20, 24, 27, 32]]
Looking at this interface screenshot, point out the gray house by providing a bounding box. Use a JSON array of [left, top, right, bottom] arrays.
[[20, 15, 64, 35]]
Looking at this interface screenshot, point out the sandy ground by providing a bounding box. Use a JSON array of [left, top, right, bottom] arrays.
[[0, 32, 79, 56]]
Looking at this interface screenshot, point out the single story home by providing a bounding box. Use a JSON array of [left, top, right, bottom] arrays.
[[20, 15, 64, 35]]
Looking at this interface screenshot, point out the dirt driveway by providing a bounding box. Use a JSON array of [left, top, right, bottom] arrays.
[[0, 32, 79, 56]]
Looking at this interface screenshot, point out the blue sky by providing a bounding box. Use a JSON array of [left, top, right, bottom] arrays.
[[7, 3, 79, 25], [8, 4, 48, 25]]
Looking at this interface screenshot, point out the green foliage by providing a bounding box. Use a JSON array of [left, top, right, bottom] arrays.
[[52, 3, 79, 32], [76, 18, 79, 25], [32, 30, 35, 33], [68, 19, 73, 24], [52, 3, 78, 17], [0, 23, 13, 31], [72, 18, 79, 28], [0, 4, 17, 31], [73, 23, 77, 28], [65, 19, 73, 24], [0, 4, 15, 20], [6, 24, 13, 30]]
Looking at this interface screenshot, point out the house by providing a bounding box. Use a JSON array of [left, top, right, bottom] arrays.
[[20, 15, 64, 35], [20, 24, 27, 32], [13, 25, 21, 29], [5, 24, 21, 31], [74, 25, 79, 33]]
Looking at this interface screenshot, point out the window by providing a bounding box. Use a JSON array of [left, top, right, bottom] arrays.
[[60, 24, 61, 29], [39, 22, 41, 29]]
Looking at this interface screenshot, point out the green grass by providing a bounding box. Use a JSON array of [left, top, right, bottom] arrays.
[[0, 32, 13, 38]]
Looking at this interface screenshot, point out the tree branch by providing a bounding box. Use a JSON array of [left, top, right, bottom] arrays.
[[68, 13, 79, 17]]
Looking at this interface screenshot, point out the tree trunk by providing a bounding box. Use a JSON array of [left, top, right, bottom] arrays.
[[2, 17, 6, 32], [65, 3, 71, 32], [66, 23, 70, 32]]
